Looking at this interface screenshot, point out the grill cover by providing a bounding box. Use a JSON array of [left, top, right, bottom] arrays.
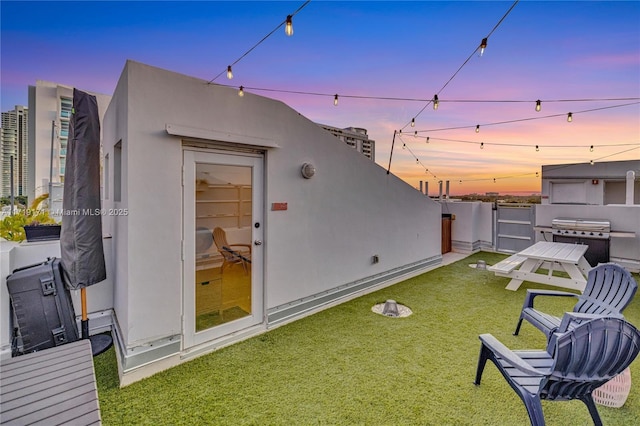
[[551, 218, 610, 232]]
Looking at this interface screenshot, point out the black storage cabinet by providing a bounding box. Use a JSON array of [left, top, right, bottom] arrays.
[[7, 258, 79, 354]]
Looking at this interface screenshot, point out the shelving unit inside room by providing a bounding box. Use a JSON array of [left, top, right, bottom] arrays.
[[195, 182, 252, 270]]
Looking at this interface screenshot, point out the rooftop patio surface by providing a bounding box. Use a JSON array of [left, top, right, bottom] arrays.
[[94, 252, 640, 425]]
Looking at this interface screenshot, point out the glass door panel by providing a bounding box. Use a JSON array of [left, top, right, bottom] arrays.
[[183, 150, 263, 348], [195, 164, 252, 331]]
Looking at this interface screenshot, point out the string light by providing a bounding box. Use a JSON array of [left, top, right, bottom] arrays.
[[479, 38, 488, 56], [493, 178, 496, 183], [414, 131, 418, 137], [567, 112, 573, 122], [411, 118, 415, 127], [334, 94, 339, 106], [433, 94, 439, 110], [226, 66, 233, 80], [415, 135, 636, 151], [590, 160, 595, 165], [590, 145, 594, 152], [475, 125, 480, 133], [208, 1, 310, 83], [285, 15, 293, 36], [396, 0, 519, 131], [238, 86, 244, 97], [535, 99, 541, 112], [416, 102, 639, 134], [480, 142, 484, 149], [219, 84, 640, 106], [535, 145, 539, 152]]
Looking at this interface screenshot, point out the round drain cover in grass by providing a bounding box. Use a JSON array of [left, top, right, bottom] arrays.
[[371, 301, 413, 318]]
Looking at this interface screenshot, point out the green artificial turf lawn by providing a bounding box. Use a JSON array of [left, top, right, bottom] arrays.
[[94, 252, 640, 425]]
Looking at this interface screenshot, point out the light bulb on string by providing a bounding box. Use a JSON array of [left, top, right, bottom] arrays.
[[590, 160, 594, 166], [226, 66, 233, 80], [411, 118, 415, 127], [480, 38, 488, 56], [426, 137, 430, 143], [433, 94, 439, 111], [567, 112, 573, 122], [238, 86, 244, 97], [493, 178, 496, 183], [535, 100, 541, 112], [414, 131, 418, 137], [475, 125, 480, 133], [402, 143, 406, 149], [285, 15, 293, 36], [416, 159, 419, 164], [480, 142, 484, 149], [535, 145, 539, 152], [590, 145, 594, 152], [536, 172, 539, 177], [334, 94, 338, 106]]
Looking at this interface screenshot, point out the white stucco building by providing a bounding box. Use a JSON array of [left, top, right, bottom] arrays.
[[319, 124, 375, 161], [98, 60, 442, 384], [541, 160, 640, 205], [27, 81, 111, 203]]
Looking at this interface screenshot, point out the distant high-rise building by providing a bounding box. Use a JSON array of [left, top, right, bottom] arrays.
[[27, 81, 111, 203], [319, 124, 375, 161], [1, 105, 29, 198]]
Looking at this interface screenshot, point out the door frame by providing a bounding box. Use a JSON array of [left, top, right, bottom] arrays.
[[182, 148, 264, 349]]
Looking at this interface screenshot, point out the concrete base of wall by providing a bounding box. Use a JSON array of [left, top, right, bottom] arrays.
[[451, 239, 493, 254], [113, 255, 444, 386], [611, 257, 640, 273], [267, 256, 442, 327]]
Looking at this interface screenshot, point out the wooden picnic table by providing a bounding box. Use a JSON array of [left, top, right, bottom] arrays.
[[0, 339, 101, 425], [488, 241, 591, 292]]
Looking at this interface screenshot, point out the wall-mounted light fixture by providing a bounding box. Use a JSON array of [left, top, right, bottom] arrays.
[[301, 162, 316, 179]]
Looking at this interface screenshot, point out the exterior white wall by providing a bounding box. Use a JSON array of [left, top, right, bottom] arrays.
[[102, 61, 441, 377], [441, 201, 494, 253], [0, 239, 114, 360], [541, 160, 640, 205]]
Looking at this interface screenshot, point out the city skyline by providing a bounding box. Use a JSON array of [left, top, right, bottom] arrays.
[[1, 1, 638, 195]]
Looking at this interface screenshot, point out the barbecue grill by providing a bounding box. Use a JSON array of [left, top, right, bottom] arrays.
[[551, 218, 611, 239], [551, 218, 611, 265]]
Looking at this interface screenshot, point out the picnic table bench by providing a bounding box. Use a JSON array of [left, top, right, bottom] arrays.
[[488, 241, 591, 292]]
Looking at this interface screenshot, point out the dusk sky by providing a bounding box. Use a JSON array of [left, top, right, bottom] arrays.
[[2, 1, 639, 195]]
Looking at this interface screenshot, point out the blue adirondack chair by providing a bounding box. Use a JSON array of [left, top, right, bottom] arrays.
[[513, 263, 637, 338], [475, 316, 640, 426]]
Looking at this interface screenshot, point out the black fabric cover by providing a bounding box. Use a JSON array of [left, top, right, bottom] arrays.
[[60, 89, 106, 289]]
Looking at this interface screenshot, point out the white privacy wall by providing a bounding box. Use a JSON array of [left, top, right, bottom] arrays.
[[440, 201, 494, 253], [102, 61, 442, 355]]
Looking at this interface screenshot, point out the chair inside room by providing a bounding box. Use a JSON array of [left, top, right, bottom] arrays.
[[213, 227, 252, 274], [475, 316, 640, 426], [513, 262, 638, 339]]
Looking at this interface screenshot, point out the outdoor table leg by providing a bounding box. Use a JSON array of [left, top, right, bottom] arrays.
[[505, 258, 543, 291], [559, 262, 588, 292]]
